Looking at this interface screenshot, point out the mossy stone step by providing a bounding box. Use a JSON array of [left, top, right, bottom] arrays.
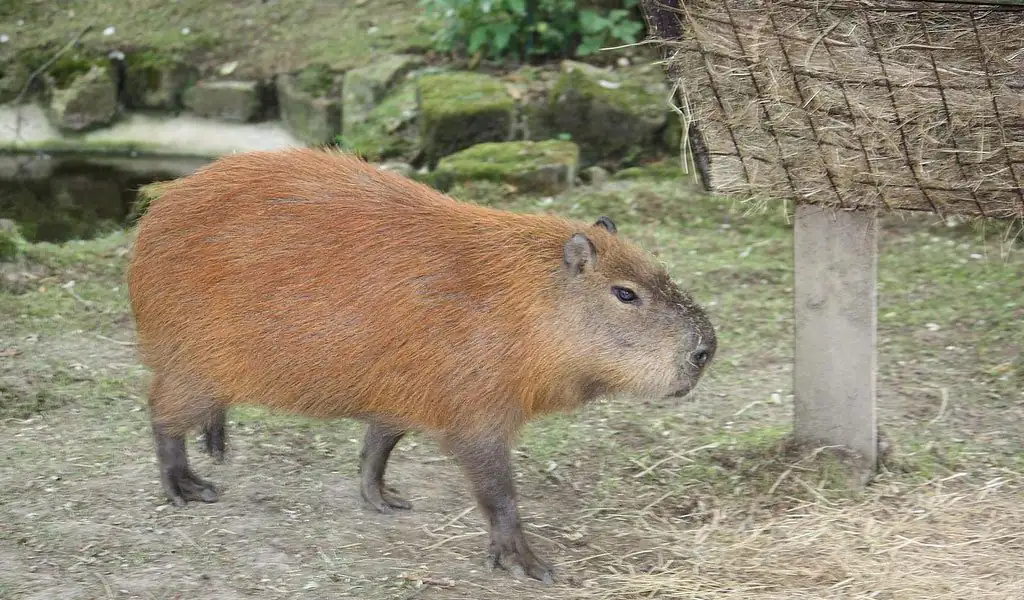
[[343, 54, 425, 133], [430, 140, 579, 194], [276, 70, 343, 146], [46, 66, 119, 133], [546, 60, 669, 165], [183, 80, 264, 123], [417, 72, 514, 169]]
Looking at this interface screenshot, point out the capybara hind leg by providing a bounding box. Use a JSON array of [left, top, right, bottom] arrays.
[[153, 423, 219, 506], [446, 434, 554, 584], [358, 421, 411, 513], [202, 407, 227, 464], [147, 373, 220, 506]]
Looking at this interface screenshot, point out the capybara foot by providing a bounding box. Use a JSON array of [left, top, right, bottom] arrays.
[[486, 534, 555, 585], [358, 421, 408, 513], [165, 470, 219, 507], [361, 481, 412, 513], [153, 422, 220, 506]]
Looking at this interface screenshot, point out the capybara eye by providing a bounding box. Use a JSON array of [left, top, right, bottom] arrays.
[[612, 286, 638, 303]]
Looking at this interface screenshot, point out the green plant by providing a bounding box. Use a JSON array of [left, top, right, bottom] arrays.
[[421, 0, 645, 61], [576, 2, 644, 55]]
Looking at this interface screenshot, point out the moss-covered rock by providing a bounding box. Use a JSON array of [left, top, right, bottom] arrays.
[[612, 161, 686, 180], [277, 69, 342, 147], [183, 80, 264, 123], [342, 79, 420, 162], [46, 65, 119, 133], [343, 54, 424, 133], [0, 62, 32, 104], [546, 60, 669, 166], [418, 72, 514, 168], [45, 50, 109, 89], [502, 65, 560, 141], [430, 140, 579, 194], [290, 63, 336, 98], [582, 165, 610, 185], [0, 219, 25, 262], [377, 162, 416, 179], [123, 51, 198, 111]]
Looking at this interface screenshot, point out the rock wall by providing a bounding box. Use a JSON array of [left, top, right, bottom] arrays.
[[1, 49, 684, 181]]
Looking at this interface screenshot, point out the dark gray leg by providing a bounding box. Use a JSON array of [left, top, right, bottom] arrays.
[[447, 434, 554, 584], [154, 422, 219, 507], [358, 421, 411, 513], [202, 407, 227, 464]]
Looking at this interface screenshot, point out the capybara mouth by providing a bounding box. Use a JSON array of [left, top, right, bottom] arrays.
[[668, 382, 696, 399]]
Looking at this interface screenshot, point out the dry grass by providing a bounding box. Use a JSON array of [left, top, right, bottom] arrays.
[[639, 0, 1024, 220], [584, 469, 1024, 599]]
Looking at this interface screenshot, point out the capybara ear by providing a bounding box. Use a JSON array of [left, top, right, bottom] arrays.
[[563, 233, 597, 276], [593, 216, 617, 234]]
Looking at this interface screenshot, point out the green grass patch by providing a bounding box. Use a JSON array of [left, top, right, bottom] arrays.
[[1, 0, 442, 82], [1, 177, 1021, 504]]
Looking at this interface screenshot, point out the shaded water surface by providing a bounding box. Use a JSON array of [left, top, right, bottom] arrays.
[[0, 154, 208, 243]]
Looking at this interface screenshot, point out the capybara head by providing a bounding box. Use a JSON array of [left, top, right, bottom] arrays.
[[555, 216, 716, 401]]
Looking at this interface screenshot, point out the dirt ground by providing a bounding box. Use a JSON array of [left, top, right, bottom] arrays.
[[1, 178, 1022, 599]]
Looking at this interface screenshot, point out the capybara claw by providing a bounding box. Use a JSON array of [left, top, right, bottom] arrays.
[[198, 485, 219, 503], [167, 472, 219, 505], [488, 543, 555, 584], [361, 483, 412, 513]]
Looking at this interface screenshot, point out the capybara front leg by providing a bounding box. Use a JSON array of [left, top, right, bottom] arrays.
[[153, 423, 219, 507], [202, 407, 227, 464], [448, 434, 554, 584], [358, 421, 411, 513]]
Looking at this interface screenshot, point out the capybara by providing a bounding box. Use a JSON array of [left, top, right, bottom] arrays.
[[126, 147, 716, 584]]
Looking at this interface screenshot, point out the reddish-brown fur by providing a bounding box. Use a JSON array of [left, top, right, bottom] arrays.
[[126, 147, 716, 584]]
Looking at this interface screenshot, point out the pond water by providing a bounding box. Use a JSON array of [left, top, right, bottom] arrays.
[[0, 153, 209, 244]]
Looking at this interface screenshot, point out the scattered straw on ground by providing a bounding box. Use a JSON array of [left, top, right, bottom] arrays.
[[640, 0, 1024, 220], [586, 473, 1024, 599]]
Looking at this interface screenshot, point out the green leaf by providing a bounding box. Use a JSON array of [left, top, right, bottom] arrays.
[[491, 21, 518, 53], [505, 0, 527, 15], [468, 26, 491, 53], [579, 10, 608, 35], [611, 20, 643, 42], [540, 26, 565, 45], [576, 35, 604, 55], [426, 0, 641, 60]]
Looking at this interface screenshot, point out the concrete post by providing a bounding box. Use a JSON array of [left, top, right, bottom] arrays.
[[793, 204, 878, 478]]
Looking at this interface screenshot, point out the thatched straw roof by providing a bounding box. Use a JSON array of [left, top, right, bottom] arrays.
[[638, 0, 1024, 220]]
